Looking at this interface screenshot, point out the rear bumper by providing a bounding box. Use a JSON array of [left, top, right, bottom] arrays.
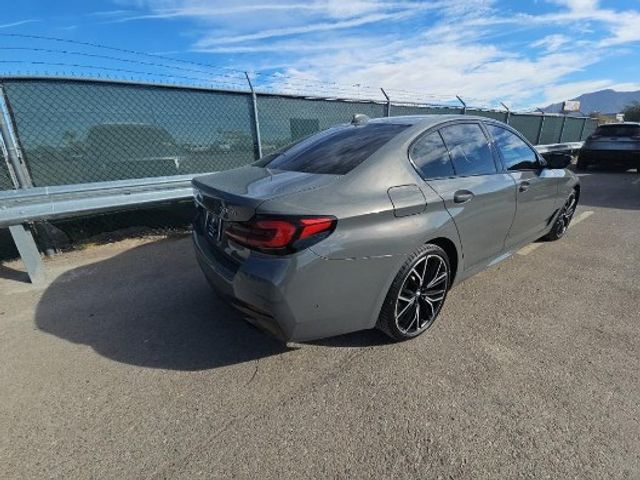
[[579, 149, 640, 166], [193, 231, 402, 342]]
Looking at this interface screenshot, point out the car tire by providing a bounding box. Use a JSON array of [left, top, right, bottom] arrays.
[[377, 244, 451, 341], [543, 189, 578, 241]]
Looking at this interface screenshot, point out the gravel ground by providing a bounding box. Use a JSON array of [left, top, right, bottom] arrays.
[[1, 170, 639, 479]]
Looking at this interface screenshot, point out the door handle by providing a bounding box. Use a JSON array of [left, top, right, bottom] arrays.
[[519, 181, 530, 192], [453, 190, 474, 204]]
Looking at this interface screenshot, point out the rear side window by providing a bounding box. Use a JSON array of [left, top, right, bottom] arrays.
[[259, 123, 410, 175], [593, 125, 640, 137], [439, 123, 497, 176], [486, 124, 539, 170], [410, 131, 455, 178]]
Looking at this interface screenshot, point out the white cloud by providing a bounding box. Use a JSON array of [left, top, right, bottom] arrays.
[[540, 0, 640, 47], [531, 34, 571, 53], [195, 11, 414, 47], [111, 0, 640, 107], [608, 82, 640, 93], [0, 19, 39, 29], [542, 79, 612, 104]]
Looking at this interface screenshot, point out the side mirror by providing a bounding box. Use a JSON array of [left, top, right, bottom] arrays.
[[543, 152, 572, 169]]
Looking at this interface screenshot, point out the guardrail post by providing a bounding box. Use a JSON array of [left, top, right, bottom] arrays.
[[500, 102, 511, 125], [579, 117, 588, 140], [0, 84, 45, 284], [536, 108, 546, 144], [558, 115, 567, 143], [8, 225, 45, 284], [380, 88, 391, 117], [456, 95, 467, 114], [244, 72, 263, 160]]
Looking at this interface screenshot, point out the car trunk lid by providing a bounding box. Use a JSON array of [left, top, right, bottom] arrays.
[[193, 166, 340, 218], [192, 166, 340, 261]]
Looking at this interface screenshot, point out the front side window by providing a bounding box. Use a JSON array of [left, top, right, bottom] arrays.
[[486, 124, 539, 171], [439, 123, 497, 176], [257, 123, 410, 175], [410, 131, 455, 178]]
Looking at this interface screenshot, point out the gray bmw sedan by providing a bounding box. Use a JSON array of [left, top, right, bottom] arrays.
[[192, 115, 579, 342]]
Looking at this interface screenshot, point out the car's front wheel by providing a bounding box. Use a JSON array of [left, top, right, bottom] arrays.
[[544, 190, 577, 241], [576, 156, 588, 171], [377, 244, 451, 341]]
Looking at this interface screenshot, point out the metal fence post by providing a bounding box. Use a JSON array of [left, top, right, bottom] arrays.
[[0, 84, 44, 284], [558, 115, 567, 143], [579, 117, 588, 140], [500, 102, 511, 125], [536, 108, 546, 145], [0, 128, 19, 189], [456, 95, 467, 114], [380, 88, 391, 117], [0, 85, 32, 188], [244, 72, 263, 160]]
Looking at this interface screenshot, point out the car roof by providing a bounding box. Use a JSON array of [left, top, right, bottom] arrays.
[[369, 114, 500, 127]]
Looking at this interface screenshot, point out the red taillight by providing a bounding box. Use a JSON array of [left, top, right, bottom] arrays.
[[299, 217, 335, 240], [226, 216, 336, 253]]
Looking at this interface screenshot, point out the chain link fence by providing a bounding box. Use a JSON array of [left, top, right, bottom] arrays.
[[257, 94, 386, 156], [2, 78, 255, 187], [0, 144, 14, 190], [0, 77, 599, 191]]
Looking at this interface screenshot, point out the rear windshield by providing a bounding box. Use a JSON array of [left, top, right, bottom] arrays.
[[593, 125, 640, 137], [256, 123, 410, 175]]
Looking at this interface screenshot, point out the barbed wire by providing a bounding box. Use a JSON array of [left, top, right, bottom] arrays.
[[0, 33, 470, 108], [0, 32, 507, 110], [0, 61, 248, 89], [0, 47, 246, 80]]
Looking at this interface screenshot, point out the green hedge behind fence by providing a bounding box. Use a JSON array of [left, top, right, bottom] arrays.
[[0, 77, 598, 189]]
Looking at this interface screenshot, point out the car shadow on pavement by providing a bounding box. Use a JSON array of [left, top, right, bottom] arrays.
[[574, 169, 640, 210], [34, 237, 291, 371], [308, 328, 390, 348]]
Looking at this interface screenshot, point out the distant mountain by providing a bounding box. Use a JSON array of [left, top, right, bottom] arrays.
[[542, 89, 640, 115]]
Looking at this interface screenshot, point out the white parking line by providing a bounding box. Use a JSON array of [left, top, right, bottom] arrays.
[[517, 210, 594, 256], [632, 177, 640, 185], [571, 210, 594, 226]]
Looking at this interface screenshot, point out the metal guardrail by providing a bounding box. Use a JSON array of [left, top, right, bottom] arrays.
[[1, 141, 584, 284], [0, 174, 197, 228], [1, 174, 202, 284], [536, 142, 584, 154]]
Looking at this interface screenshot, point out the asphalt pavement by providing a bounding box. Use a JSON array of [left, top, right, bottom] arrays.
[[1, 170, 639, 479]]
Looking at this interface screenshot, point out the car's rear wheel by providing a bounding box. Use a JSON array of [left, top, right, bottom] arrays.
[[377, 244, 450, 341], [544, 190, 577, 241]]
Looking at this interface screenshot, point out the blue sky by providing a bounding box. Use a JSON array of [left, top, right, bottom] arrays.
[[1, 0, 640, 109]]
